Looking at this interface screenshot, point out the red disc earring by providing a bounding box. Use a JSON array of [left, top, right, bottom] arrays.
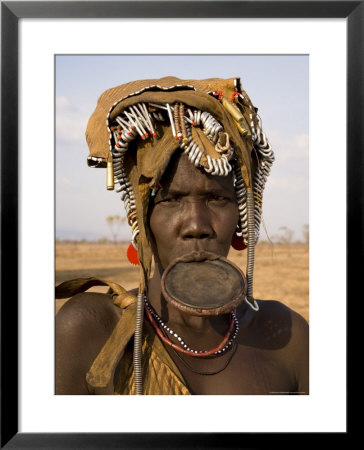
[[231, 232, 246, 251], [127, 243, 140, 265]]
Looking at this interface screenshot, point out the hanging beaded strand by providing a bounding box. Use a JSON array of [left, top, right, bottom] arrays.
[[173, 102, 182, 140], [233, 162, 249, 247], [179, 103, 189, 143], [235, 91, 275, 244], [110, 104, 158, 264]]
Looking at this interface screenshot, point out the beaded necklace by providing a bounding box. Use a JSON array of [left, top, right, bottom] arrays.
[[144, 297, 239, 358], [170, 340, 238, 376]]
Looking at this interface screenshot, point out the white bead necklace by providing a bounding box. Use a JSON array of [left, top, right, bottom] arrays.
[[144, 296, 240, 356]]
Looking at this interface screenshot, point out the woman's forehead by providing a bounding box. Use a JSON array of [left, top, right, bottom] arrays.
[[161, 152, 235, 192]]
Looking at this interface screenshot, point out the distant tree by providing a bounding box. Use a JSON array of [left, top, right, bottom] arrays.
[[278, 226, 294, 244], [106, 215, 126, 243], [302, 224, 309, 244]]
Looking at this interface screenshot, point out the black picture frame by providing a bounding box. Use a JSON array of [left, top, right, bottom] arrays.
[[1, 1, 359, 448]]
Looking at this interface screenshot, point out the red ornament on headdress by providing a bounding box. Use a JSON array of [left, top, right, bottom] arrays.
[[231, 232, 246, 251], [230, 92, 241, 102], [127, 243, 140, 265]]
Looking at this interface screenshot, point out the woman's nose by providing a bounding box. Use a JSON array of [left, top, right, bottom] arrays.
[[180, 200, 214, 240]]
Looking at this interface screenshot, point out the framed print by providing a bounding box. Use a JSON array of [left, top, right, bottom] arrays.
[[1, 0, 360, 448]]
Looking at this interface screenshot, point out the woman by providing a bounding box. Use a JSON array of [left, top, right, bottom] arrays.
[[55, 76, 308, 395]]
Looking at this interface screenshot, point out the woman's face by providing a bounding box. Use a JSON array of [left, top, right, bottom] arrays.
[[149, 153, 239, 270]]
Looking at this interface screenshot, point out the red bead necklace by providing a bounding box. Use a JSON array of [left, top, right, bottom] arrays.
[[144, 297, 239, 358]]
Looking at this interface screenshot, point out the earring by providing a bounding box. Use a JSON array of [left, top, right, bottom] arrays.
[[127, 243, 140, 265], [231, 231, 246, 251]]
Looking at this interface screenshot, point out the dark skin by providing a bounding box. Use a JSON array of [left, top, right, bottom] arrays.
[[56, 152, 309, 395]]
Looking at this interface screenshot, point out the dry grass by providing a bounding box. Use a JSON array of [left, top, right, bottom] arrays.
[[55, 241, 309, 322]]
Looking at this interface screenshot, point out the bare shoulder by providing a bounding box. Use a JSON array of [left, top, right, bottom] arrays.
[[56, 292, 122, 333], [254, 299, 309, 393], [55, 292, 122, 395], [257, 299, 308, 330], [253, 299, 308, 347]]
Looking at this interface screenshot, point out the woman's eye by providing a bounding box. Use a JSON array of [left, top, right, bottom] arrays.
[[156, 196, 180, 205], [209, 195, 227, 202]]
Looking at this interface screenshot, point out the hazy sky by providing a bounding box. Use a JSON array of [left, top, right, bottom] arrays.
[[56, 54, 308, 242]]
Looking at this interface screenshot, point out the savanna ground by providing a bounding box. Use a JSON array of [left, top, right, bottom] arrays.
[[55, 241, 309, 322]]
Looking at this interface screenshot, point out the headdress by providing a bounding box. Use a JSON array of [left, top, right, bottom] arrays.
[[85, 76, 274, 393]]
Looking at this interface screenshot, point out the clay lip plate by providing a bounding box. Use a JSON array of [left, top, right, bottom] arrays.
[[161, 251, 247, 316]]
